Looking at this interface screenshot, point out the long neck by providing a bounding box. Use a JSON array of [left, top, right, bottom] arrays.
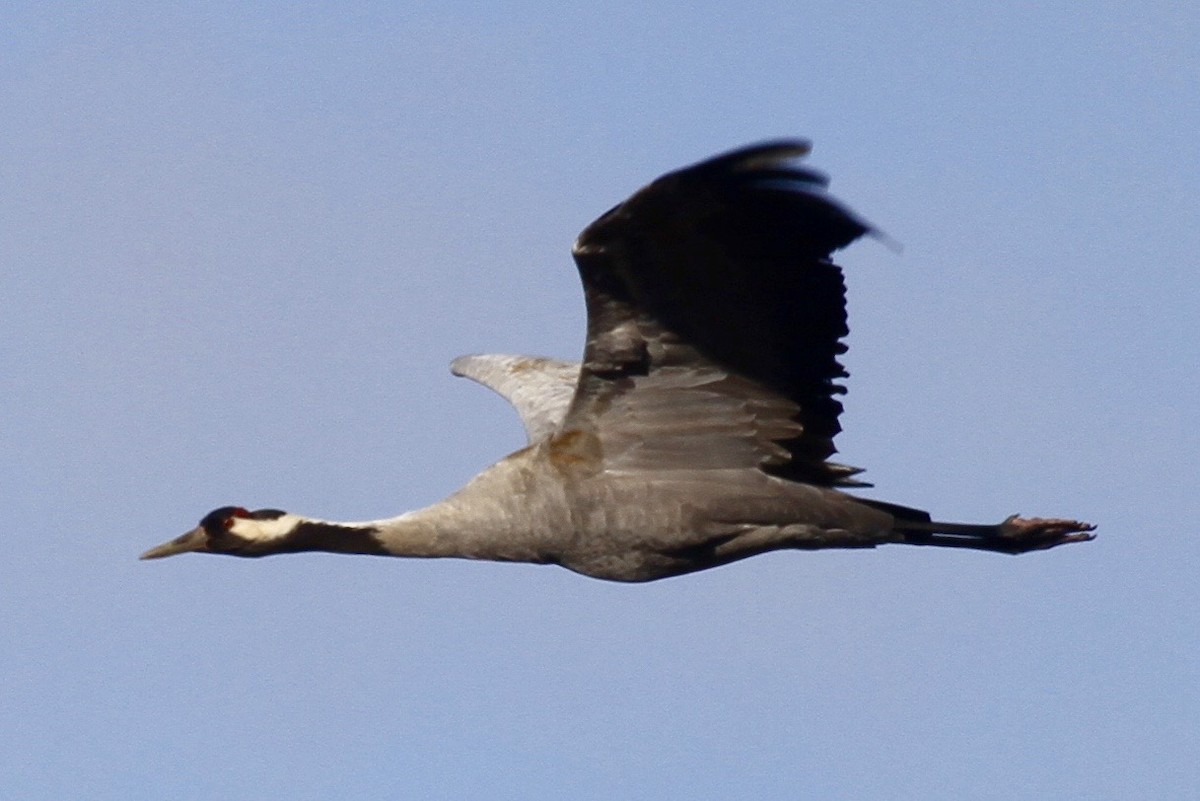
[[368, 500, 552, 564], [280, 455, 561, 566]]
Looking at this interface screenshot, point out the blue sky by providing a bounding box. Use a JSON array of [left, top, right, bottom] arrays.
[[3, 3, 1197, 798]]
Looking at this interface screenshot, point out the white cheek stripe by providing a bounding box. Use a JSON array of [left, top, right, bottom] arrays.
[[228, 514, 303, 542]]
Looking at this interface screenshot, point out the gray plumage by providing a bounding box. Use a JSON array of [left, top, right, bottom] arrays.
[[450, 354, 578, 443], [142, 140, 1094, 581]]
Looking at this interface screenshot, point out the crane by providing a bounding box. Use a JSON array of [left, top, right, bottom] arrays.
[[141, 141, 1094, 581]]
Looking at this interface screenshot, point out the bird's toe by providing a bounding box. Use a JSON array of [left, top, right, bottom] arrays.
[[999, 515, 1096, 550]]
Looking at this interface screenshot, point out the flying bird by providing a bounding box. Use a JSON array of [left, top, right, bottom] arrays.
[[142, 141, 1094, 581]]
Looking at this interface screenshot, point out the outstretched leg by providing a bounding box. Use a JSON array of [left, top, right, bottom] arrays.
[[897, 515, 1095, 554]]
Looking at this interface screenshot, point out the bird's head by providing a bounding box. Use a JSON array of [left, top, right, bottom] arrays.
[[140, 506, 298, 560]]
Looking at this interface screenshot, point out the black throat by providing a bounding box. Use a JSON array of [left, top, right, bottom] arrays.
[[273, 521, 389, 556]]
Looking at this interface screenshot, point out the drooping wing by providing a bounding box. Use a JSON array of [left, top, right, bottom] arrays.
[[451, 354, 580, 443], [560, 140, 871, 486]]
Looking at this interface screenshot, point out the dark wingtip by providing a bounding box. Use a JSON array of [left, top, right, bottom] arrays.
[[869, 227, 904, 254], [686, 140, 825, 185], [677, 139, 875, 256], [695, 138, 813, 166]]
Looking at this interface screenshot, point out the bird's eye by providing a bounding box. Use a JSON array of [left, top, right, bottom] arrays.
[[225, 507, 251, 528]]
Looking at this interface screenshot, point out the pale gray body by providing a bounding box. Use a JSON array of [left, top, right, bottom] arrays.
[[142, 141, 1093, 580], [438, 353, 896, 581], [375, 432, 895, 582]]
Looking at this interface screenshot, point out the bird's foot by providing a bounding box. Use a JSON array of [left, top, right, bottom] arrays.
[[996, 515, 1096, 553]]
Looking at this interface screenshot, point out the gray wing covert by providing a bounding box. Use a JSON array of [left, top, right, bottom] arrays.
[[451, 354, 580, 443]]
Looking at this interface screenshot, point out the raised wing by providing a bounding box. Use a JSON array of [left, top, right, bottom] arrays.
[[561, 140, 871, 486], [451, 354, 580, 443]]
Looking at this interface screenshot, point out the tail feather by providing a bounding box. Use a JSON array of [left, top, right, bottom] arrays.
[[854, 497, 932, 525]]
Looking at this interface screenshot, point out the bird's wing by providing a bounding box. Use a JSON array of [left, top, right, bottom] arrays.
[[559, 140, 871, 486], [451, 354, 581, 443]]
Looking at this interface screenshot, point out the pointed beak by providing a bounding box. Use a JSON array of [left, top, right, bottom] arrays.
[[140, 526, 209, 560]]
